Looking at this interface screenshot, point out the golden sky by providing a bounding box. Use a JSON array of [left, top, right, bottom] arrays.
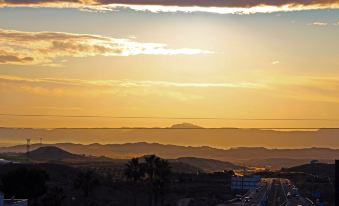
[[0, 2, 339, 128]]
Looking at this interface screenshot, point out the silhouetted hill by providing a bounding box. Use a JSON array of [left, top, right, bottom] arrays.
[[25, 146, 83, 161], [175, 157, 244, 172], [169, 123, 203, 128], [23, 146, 113, 163], [3, 146, 212, 173], [1, 143, 337, 169], [169, 161, 202, 174], [282, 163, 335, 179], [244, 158, 333, 170]]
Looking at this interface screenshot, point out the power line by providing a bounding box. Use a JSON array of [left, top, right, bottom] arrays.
[[1, 113, 339, 121]]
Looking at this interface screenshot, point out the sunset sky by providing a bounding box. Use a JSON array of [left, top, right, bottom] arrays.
[[0, 1, 339, 128]]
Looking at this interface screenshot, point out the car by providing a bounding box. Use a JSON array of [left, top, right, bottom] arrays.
[[244, 197, 251, 203], [287, 192, 291, 198], [291, 187, 299, 196]]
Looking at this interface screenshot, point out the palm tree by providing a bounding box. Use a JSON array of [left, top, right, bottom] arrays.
[[153, 159, 171, 206], [124, 158, 145, 206], [144, 155, 158, 206], [124, 155, 172, 206], [124, 157, 145, 183], [144, 155, 171, 206]]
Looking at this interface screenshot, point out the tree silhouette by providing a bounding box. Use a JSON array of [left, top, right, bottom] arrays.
[[1, 167, 49, 201], [124, 155, 172, 206], [73, 170, 99, 198], [124, 158, 145, 206], [153, 159, 171, 206], [124, 157, 145, 183]]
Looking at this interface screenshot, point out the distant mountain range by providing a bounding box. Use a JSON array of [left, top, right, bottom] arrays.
[[1, 146, 242, 173], [1, 127, 339, 149], [0, 142, 336, 169]]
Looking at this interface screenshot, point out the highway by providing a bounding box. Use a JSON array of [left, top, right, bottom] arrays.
[[225, 178, 313, 206], [281, 179, 313, 206], [224, 178, 269, 206]]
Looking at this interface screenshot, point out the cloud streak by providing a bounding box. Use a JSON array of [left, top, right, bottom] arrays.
[[309, 21, 329, 26], [0, 28, 211, 66], [2, 74, 339, 103], [0, 74, 264, 101], [0, 0, 338, 14]]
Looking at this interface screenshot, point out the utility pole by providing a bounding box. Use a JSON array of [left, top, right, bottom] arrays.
[[40, 138, 43, 146], [26, 138, 31, 161]]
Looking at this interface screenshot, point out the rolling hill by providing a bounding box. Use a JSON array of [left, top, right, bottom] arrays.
[[281, 162, 335, 179], [3, 146, 243, 173], [174, 157, 244, 172], [25, 146, 85, 161], [0, 143, 337, 169]]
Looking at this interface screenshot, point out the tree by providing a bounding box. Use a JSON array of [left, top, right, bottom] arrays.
[[73, 170, 99, 198], [124, 155, 172, 206], [1, 167, 49, 201], [124, 158, 145, 206], [41, 187, 66, 206], [144, 155, 171, 206], [152, 158, 171, 206], [124, 157, 145, 183]]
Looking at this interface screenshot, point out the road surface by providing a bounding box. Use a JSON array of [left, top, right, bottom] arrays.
[[225, 178, 313, 206]]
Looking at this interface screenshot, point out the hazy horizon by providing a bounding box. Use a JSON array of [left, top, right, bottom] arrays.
[[1, 126, 339, 149]]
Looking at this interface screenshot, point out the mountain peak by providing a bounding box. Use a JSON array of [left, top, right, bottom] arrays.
[[169, 123, 203, 129], [27, 146, 81, 161]]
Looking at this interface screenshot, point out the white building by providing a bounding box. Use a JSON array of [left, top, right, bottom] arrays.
[[0, 192, 28, 206]]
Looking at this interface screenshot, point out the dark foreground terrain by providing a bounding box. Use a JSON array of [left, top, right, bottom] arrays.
[[0, 146, 335, 206], [0, 161, 235, 206]]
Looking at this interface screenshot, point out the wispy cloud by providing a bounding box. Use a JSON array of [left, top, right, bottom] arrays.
[[309, 22, 329, 26], [308, 21, 339, 26], [0, 74, 264, 101], [1, 74, 339, 103], [0, 28, 211, 66], [0, 0, 338, 14], [271, 60, 280, 65], [2, 74, 339, 103], [0, 75, 263, 89]]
